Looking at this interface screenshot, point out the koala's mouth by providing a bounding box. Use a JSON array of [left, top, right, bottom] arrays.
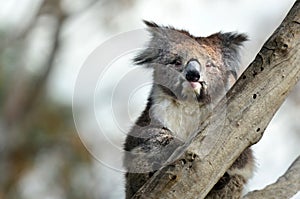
[[190, 81, 206, 95], [189, 81, 209, 102]]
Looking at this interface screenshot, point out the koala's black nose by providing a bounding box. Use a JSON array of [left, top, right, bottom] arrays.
[[185, 60, 200, 82]]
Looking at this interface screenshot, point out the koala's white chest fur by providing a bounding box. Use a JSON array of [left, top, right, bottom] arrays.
[[152, 97, 205, 141]]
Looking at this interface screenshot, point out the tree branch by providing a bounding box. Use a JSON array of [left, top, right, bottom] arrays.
[[3, 0, 66, 127], [132, 1, 300, 198], [243, 156, 300, 199]]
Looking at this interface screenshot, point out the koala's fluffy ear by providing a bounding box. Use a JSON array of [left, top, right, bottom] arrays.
[[218, 32, 248, 50], [133, 21, 165, 65], [208, 32, 248, 79], [143, 20, 160, 29], [221, 32, 248, 79], [133, 47, 162, 65]]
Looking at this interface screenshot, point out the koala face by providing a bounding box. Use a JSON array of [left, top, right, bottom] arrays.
[[134, 21, 247, 104]]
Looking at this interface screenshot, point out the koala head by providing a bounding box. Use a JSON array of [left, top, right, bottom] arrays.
[[134, 21, 247, 104]]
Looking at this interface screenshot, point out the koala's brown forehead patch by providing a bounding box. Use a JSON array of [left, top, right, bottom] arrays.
[[160, 28, 224, 64], [205, 34, 224, 53], [200, 40, 223, 64], [202, 44, 221, 59], [168, 34, 222, 64]]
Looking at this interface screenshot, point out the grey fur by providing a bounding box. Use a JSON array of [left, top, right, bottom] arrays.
[[124, 21, 253, 199]]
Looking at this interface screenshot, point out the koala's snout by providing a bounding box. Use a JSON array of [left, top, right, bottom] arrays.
[[185, 59, 201, 82]]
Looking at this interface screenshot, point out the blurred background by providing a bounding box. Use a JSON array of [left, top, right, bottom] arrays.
[[0, 0, 299, 199]]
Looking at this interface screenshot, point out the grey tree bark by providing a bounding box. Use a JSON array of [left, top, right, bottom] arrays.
[[132, 0, 300, 198]]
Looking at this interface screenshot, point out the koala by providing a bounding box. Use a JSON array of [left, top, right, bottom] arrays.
[[123, 21, 254, 199]]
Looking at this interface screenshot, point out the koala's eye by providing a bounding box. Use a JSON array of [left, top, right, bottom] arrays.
[[170, 57, 182, 65], [206, 61, 216, 68], [169, 57, 182, 66]]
